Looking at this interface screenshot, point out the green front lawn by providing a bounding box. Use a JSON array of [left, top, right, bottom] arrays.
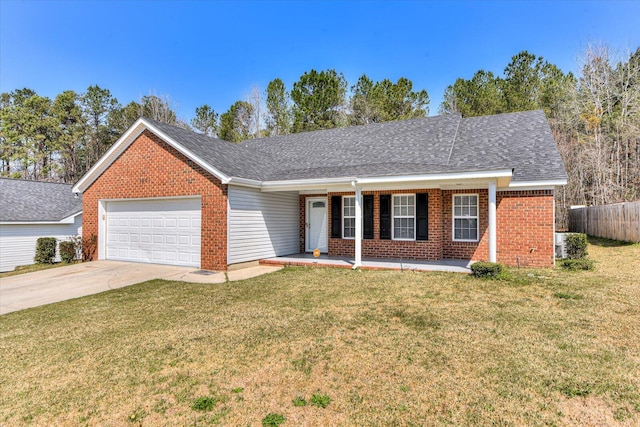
[[1, 239, 639, 426]]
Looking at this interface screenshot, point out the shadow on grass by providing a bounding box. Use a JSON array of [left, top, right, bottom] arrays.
[[587, 236, 638, 247]]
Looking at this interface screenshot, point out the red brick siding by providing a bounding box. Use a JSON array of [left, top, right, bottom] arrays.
[[326, 189, 443, 261], [442, 189, 489, 261], [82, 130, 228, 271], [495, 190, 555, 268], [300, 188, 556, 268]]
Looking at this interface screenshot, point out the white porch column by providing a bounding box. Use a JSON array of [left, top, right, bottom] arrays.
[[354, 185, 362, 268], [488, 181, 497, 263]]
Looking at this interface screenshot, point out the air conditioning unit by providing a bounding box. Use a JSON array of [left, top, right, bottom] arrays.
[[555, 233, 568, 259]]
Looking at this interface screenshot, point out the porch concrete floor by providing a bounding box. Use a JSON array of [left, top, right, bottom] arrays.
[[260, 254, 472, 274]]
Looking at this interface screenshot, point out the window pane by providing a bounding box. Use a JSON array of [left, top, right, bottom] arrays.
[[470, 206, 477, 216], [470, 195, 477, 205], [344, 218, 355, 238]]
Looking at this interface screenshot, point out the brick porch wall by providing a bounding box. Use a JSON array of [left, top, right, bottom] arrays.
[[82, 130, 228, 271], [325, 189, 443, 261], [299, 188, 556, 268], [441, 189, 489, 261], [495, 190, 555, 267]]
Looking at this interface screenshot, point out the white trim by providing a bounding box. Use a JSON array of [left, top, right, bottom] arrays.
[[261, 177, 356, 192], [227, 177, 262, 188], [305, 196, 328, 253], [342, 196, 356, 239], [98, 200, 106, 260], [353, 186, 362, 269], [72, 118, 231, 193], [357, 169, 513, 185], [0, 211, 82, 225], [498, 185, 557, 191], [391, 193, 416, 241], [508, 179, 567, 188], [452, 193, 480, 242], [72, 121, 146, 193], [488, 182, 497, 263]]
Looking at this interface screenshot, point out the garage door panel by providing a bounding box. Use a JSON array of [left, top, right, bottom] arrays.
[[105, 198, 201, 268]]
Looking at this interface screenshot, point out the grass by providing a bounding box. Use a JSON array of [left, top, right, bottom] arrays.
[[1, 239, 639, 425], [0, 260, 79, 278]]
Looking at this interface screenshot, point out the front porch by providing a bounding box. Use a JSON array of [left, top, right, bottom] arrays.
[[260, 253, 472, 274]]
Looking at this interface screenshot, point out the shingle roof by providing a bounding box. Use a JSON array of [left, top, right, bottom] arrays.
[[145, 119, 277, 180], [0, 178, 82, 222], [146, 110, 567, 183], [449, 110, 568, 182]]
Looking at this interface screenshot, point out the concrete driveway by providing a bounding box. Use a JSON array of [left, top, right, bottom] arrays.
[[0, 260, 281, 315]]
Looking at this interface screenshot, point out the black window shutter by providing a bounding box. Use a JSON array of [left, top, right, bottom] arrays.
[[363, 195, 374, 239], [416, 193, 429, 241], [331, 195, 342, 238], [379, 194, 391, 240]]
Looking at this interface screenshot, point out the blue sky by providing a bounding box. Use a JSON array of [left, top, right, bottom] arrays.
[[1, 0, 639, 122]]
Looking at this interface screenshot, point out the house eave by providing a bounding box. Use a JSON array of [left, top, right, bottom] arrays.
[[258, 169, 514, 192], [506, 179, 567, 189], [0, 211, 82, 225]]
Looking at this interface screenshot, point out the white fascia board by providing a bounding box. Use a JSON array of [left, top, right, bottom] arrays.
[[143, 121, 230, 184], [261, 177, 356, 192], [507, 179, 567, 189], [72, 118, 231, 193], [72, 120, 147, 193], [227, 177, 262, 188], [0, 211, 81, 225], [356, 169, 513, 185]]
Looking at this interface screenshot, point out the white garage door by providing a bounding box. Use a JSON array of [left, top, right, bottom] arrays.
[[105, 198, 201, 267]]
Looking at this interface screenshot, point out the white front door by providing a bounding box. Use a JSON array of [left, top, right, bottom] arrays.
[[306, 197, 328, 253]]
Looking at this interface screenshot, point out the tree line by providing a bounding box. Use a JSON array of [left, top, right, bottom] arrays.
[[0, 71, 429, 182], [440, 46, 640, 227], [1, 46, 638, 228]]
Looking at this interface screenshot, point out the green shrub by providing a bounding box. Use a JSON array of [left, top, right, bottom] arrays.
[[262, 413, 285, 426], [59, 241, 76, 263], [565, 233, 588, 259], [35, 237, 57, 264], [561, 258, 595, 271], [470, 261, 503, 278]]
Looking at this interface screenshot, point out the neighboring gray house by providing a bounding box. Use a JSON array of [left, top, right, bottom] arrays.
[[0, 178, 82, 272]]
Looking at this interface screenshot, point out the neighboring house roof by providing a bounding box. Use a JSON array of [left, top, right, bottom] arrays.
[[73, 110, 567, 193], [0, 178, 82, 222]]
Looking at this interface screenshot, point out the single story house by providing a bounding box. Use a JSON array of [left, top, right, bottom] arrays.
[[71, 110, 567, 271], [0, 178, 82, 272]]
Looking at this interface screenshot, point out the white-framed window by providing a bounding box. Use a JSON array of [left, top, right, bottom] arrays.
[[453, 194, 479, 241], [343, 196, 356, 239], [392, 194, 415, 240]]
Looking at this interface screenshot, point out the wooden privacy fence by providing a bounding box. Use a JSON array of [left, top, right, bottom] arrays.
[[569, 201, 640, 242]]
